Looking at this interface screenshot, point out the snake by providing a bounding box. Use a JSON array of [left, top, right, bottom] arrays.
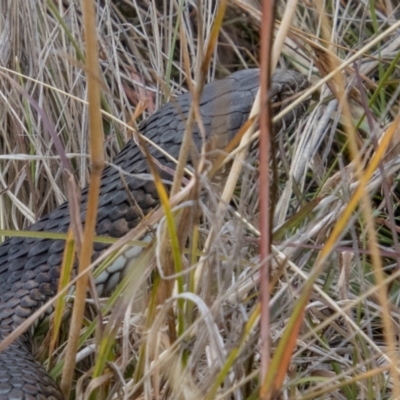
[[0, 68, 309, 399]]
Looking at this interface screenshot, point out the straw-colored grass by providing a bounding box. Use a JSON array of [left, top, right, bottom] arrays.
[[1, 0, 400, 399]]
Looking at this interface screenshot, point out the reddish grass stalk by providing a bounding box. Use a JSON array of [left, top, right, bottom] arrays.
[[259, 0, 275, 395]]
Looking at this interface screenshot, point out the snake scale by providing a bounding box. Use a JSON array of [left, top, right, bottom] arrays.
[[0, 69, 309, 399]]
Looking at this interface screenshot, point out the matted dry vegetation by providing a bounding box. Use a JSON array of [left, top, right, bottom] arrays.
[[1, 0, 400, 399]]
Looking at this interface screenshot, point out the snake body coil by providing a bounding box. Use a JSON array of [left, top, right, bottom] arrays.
[[0, 69, 309, 399]]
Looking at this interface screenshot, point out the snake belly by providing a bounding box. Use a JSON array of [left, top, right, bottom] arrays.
[[0, 68, 309, 399]]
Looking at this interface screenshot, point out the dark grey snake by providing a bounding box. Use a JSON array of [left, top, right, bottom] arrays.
[[0, 69, 309, 399]]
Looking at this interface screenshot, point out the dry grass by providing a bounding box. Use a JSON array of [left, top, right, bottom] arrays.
[[1, 0, 400, 399]]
